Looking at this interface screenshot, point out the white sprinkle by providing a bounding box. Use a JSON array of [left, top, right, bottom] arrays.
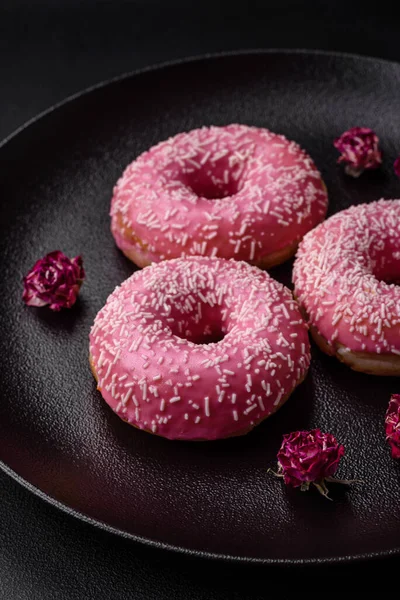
[[200, 151, 211, 165], [239, 222, 247, 236], [129, 336, 142, 353], [124, 381, 135, 388], [274, 389, 285, 406], [122, 388, 132, 405], [104, 362, 113, 380], [282, 305, 290, 319], [98, 350, 105, 368], [198, 291, 207, 303], [249, 240, 256, 261], [160, 399, 166, 412], [170, 396, 181, 403], [233, 410, 238, 421], [204, 396, 210, 417]]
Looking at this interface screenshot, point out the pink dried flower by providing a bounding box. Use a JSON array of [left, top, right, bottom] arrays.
[[269, 429, 348, 499], [334, 127, 382, 177], [385, 394, 400, 459], [22, 250, 85, 311], [394, 156, 400, 178]]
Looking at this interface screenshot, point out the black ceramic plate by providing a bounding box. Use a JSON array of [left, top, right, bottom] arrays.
[[2, 50, 400, 565]]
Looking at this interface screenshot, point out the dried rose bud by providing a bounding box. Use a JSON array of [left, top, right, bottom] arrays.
[[269, 429, 346, 499], [22, 250, 85, 311], [394, 156, 400, 178], [334, 127, 382, 177], [385, 394, 400, 459]]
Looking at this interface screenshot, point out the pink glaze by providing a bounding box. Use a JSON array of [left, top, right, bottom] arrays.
[[110, 124, 328, 265], [293, 199, 400, 355], [89, 257, 310, 440]]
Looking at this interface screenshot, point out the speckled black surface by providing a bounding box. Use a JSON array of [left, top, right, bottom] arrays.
[[1, 51, 400, 567]]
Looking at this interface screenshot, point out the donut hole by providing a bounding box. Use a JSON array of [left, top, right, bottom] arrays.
[[181, 328, 226, 345], [370, 245, 400, 284], [171, 319, 226, 345], [185, 173, 239, 200], [180, 155, 245, 200], [373, 266, 400, 284], [168, 302, 226, 345]]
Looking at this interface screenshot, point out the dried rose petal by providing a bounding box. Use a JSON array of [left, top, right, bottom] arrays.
[[334, 127, 382, 177], [22, 250, 85, 311], [394, 156, 400, 178], [385, 394, 400, 459], [269, 429, 347, 499]]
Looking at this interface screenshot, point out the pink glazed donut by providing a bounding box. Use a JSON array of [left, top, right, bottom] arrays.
[[293, 199, 400, 376], [111, 124, 328, 269], [89, 257, 310, 440]]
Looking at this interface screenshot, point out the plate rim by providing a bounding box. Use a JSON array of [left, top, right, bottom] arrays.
[[2, 48, 400, 566], [3, 459, 400, 566], [1, 46, 400, 153]]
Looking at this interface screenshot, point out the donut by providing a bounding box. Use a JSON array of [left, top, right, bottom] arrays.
[[293, 199, 400, 376], [110, 124, 328, 269], [89, 257, 310, 440]]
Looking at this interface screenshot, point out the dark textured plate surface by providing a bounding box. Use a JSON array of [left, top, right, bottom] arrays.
[[1, 51, 400, 564]]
